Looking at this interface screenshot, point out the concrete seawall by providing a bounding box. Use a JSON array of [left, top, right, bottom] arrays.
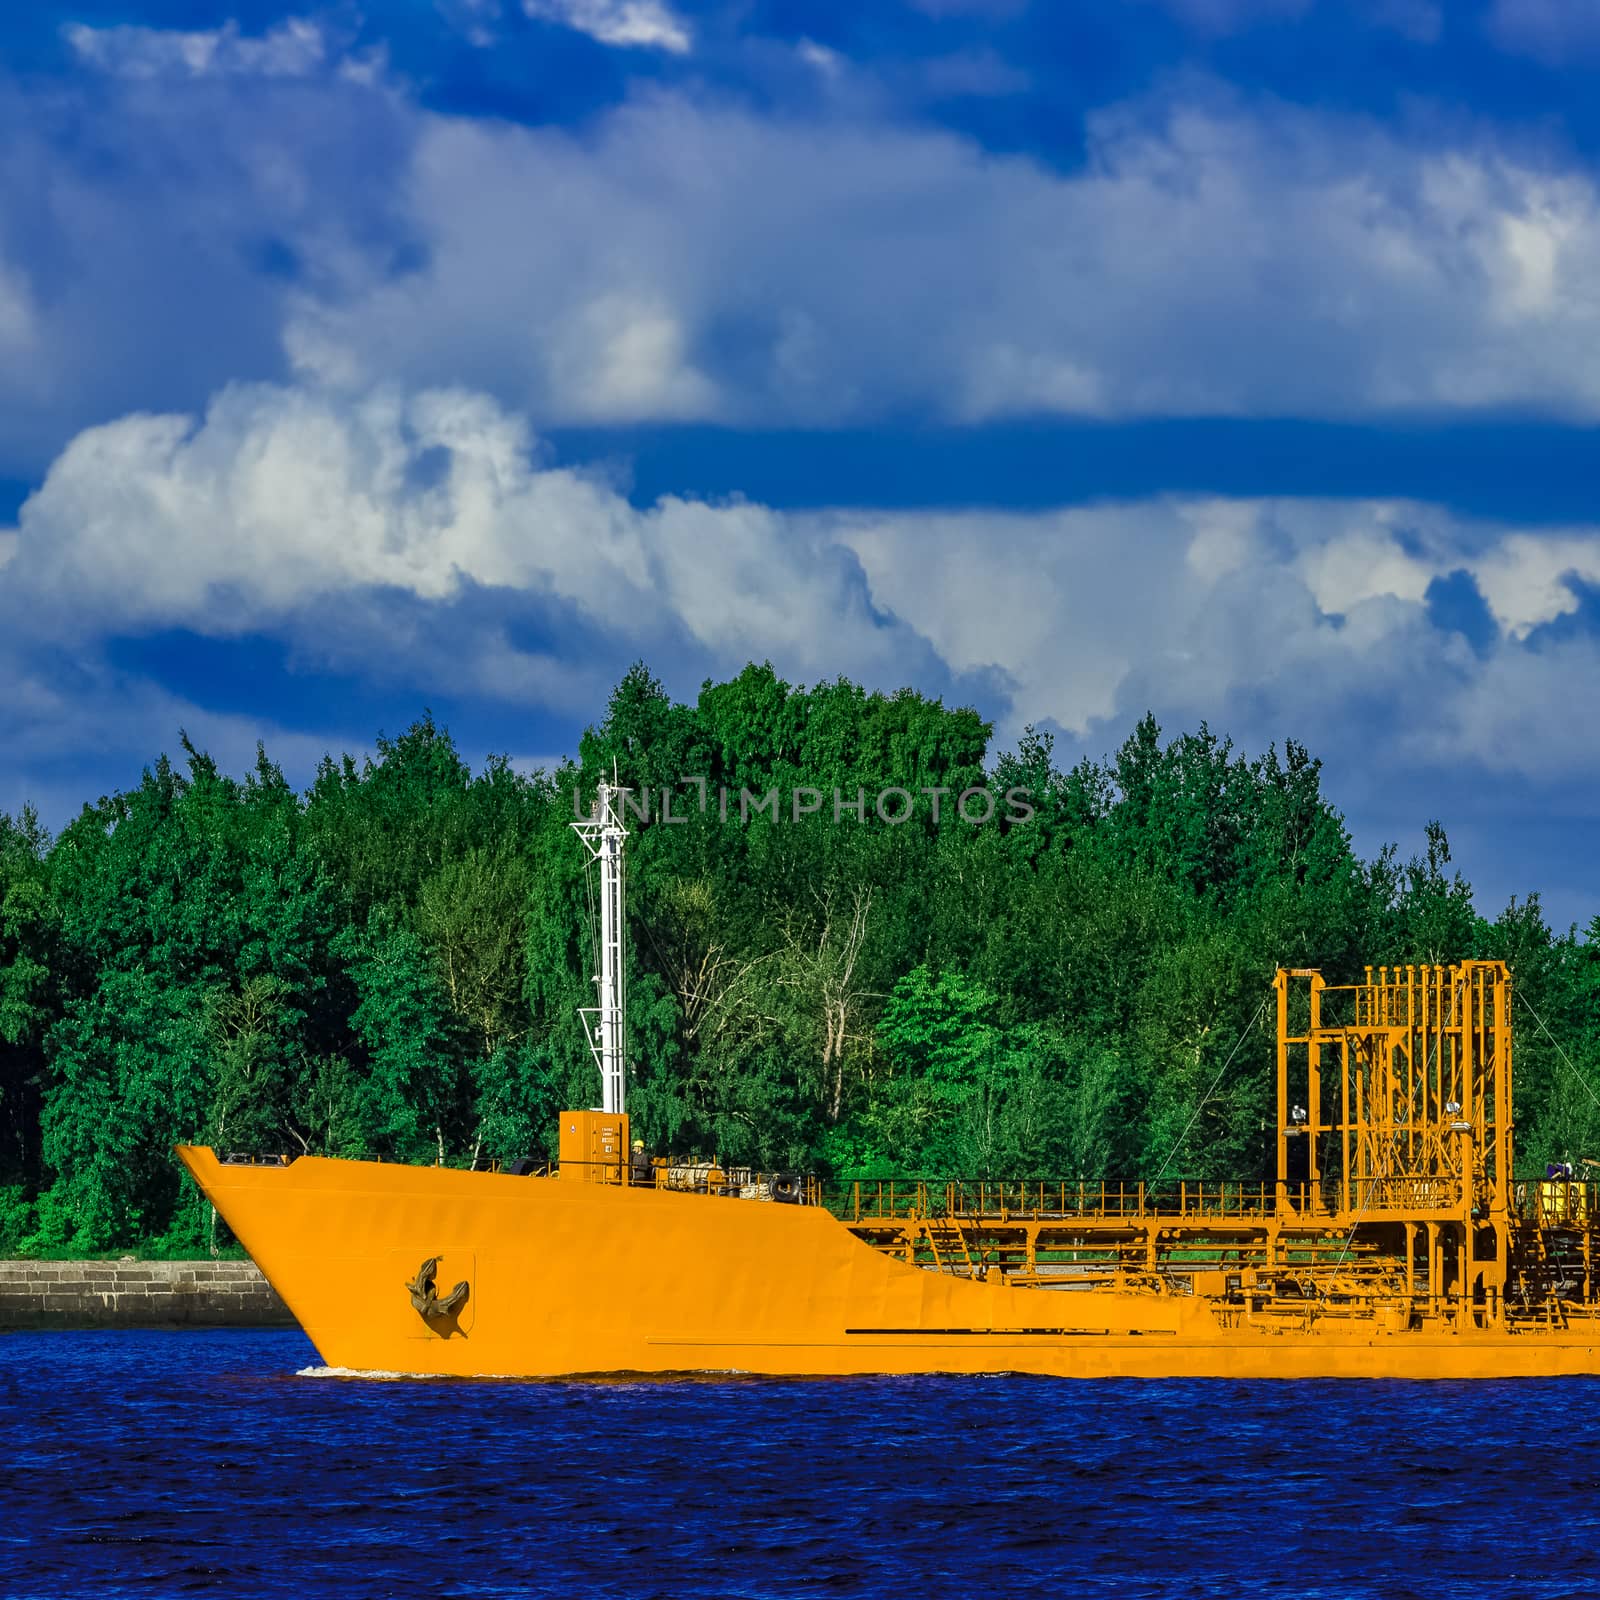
[[0, 1259, 294, 1330]]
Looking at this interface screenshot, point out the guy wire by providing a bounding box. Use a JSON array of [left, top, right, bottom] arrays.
[[1150, 990, 1272, 1188]]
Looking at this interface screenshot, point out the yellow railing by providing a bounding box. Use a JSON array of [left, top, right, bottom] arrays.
[[818, 1175, 1494, 1224], [820, 1179, 1295, 1224], [540, 1159, 1599, 1229]]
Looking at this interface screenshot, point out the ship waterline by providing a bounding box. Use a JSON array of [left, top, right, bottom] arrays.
[[176, 1138, 1600, 1381]]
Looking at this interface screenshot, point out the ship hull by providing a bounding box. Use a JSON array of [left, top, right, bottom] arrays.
[[178, 1147, 1600, 1380]]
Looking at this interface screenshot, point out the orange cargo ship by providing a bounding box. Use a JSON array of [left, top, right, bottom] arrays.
[[179, 786, 1600, 1379]]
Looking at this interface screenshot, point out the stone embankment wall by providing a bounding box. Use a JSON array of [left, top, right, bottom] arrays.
[[0, 1259, 293, 1330]]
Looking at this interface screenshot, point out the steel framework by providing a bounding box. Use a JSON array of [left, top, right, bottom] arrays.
[[829, 961, 1596, 1331]]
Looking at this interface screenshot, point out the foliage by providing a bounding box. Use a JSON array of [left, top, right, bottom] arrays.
[[1, 662, 1593, 1252]]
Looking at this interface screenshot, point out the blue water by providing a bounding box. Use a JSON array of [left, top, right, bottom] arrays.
[[4, 1332, 1600, 1600]]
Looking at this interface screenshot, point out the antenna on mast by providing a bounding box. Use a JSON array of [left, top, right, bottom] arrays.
[[573, 777, 628, 1116]]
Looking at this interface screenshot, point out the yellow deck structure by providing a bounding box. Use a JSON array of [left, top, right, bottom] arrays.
[[179, 959, 1600, 1379]]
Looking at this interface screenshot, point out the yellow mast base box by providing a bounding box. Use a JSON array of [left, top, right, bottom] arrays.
[[559, 1110, 629, 1183]]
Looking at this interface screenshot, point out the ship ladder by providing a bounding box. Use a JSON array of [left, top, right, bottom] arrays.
[[1517, 1226, 1569, 1327], [1539, 1227, 1573, 1327], [931, 1215, 984, 1278], [1511, 1224, 1542, 1319], [1515, 1246, 1534, 1319], [919, 1218, 974, 1277], [950, 1220, 983, 1279]]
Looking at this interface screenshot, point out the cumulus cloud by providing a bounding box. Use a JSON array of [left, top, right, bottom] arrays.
[[9, 378, 1600, 778], [8, 377, 1600, 914], [0, 382, 934, 702], [281, 92, 1600, 427], [820, 491, 1600, 818], [522, 0, 691, 53], [817, 493, 1600, 922], [0, 656, 344, 783], [65, 18, 330, 79], [7, 35, 1600, 460], [833, 500, 1359, 730], [0, 43, 415, 473]]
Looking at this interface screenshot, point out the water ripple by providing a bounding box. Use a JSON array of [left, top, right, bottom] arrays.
[[3, 1331, 1599, 1598]]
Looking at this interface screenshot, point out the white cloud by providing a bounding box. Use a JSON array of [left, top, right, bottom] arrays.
[[798, 39, 845, 78], [0, 45, 414, 473], [9, 39, 1600, 460], [280, 92, 1600, 427], [0, 382, 927, 700], [1296, 515, 1437, 617], [10, 377, 1600, 917], [11, 377, 1600, 787], [65, 19, 328, 78], [436, 0, 505, 49], [1471, 534, 1600, 638], [549, 294, 720, 418], [522, 0, 691, 53], [823, 493, 1600, 799]]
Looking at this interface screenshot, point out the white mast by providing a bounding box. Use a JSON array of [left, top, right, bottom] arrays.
[[573, 780, 628, 1116]]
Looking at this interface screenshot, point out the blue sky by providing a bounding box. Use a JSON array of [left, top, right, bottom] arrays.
[[3, 0, 1600, 926]]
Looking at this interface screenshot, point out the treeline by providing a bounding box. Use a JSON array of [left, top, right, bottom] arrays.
[[2, 662, 1598, 1253]]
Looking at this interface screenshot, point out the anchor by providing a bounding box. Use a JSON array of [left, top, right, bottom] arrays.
[[405, 1256, 470, 1332]]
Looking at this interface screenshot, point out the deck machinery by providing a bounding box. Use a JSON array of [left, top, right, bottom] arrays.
[[834, 961, 1594, 1332]]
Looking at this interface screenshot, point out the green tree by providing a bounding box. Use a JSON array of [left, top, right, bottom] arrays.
[[0, 807, 54, 1190], [344, 913, 464, 1163], [41, 971, 212, 1249], [4, 669, 1592, 1253]]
